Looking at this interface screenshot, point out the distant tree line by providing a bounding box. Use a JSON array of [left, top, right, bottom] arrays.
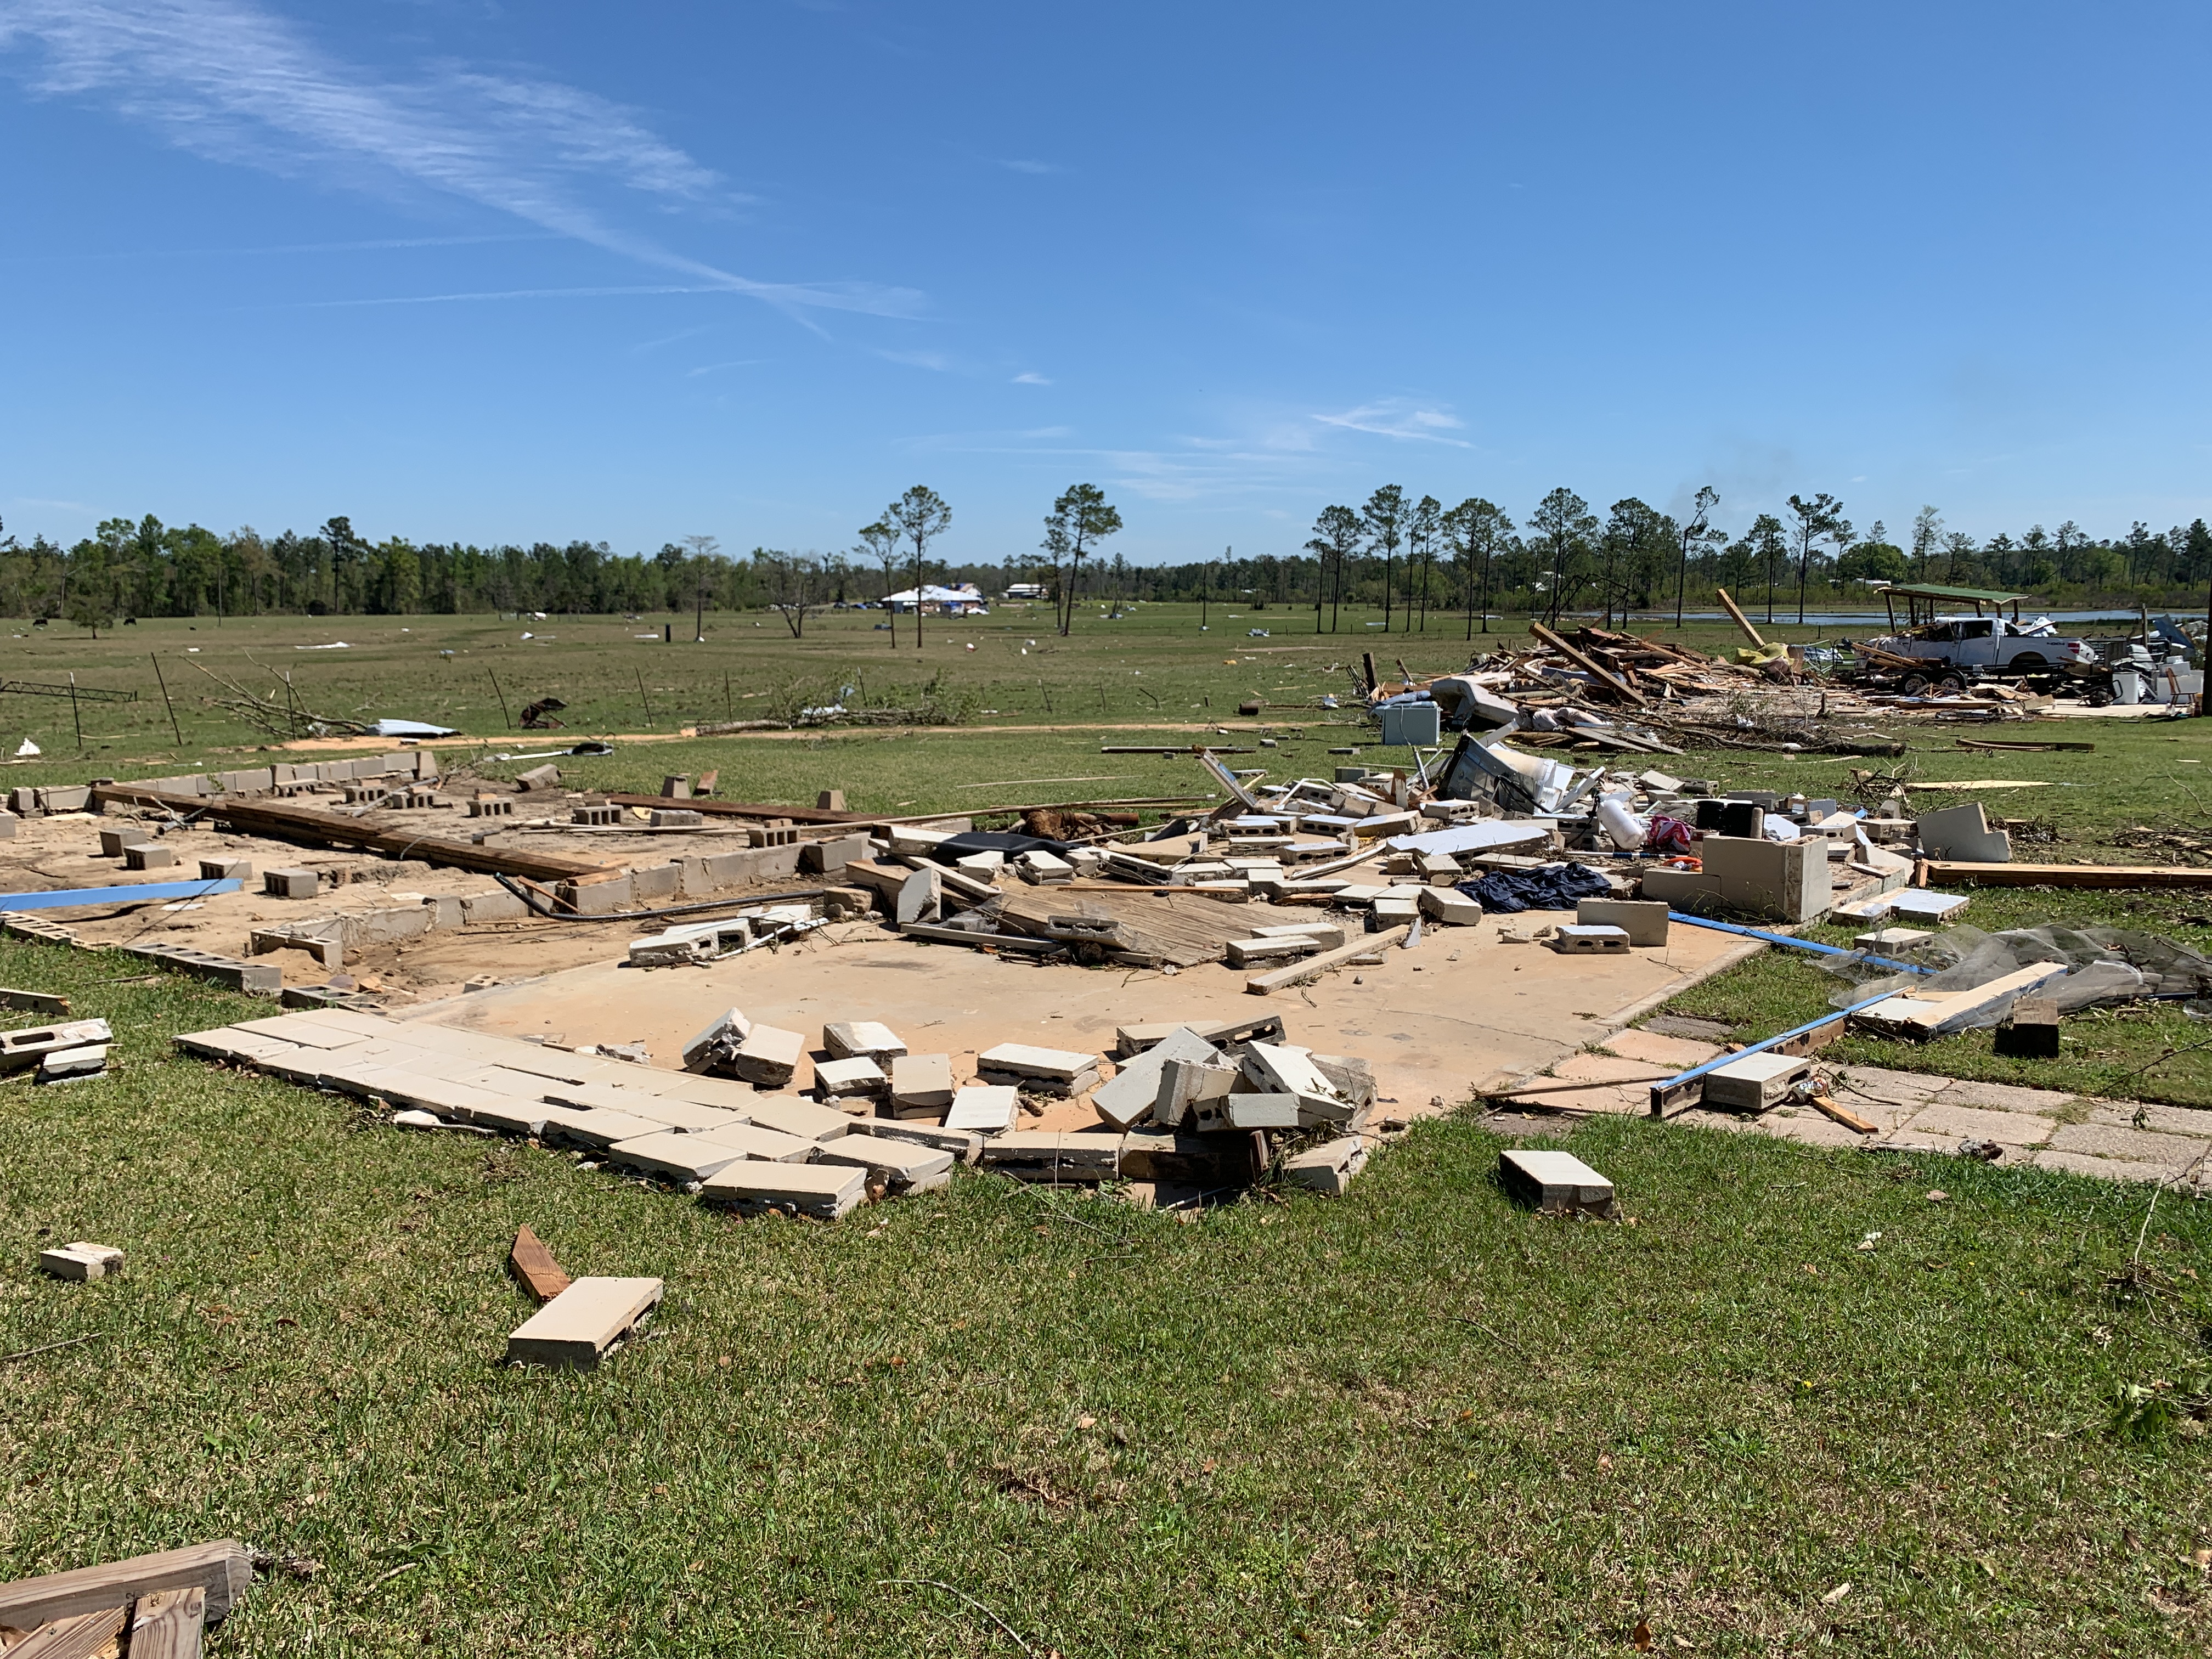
[[3, 486, 2207, 634]]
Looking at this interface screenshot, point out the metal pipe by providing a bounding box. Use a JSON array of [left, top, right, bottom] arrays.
[[1665, 910, 1934, 975], [1647, 989, 1903, 1117]]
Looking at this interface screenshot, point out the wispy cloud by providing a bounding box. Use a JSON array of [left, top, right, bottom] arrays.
[[1310, 399, 1471, 447], [1012, 371, 1051, 385], [685, 358, 763, 377], [0, 0, 924, 319], [875, 346, 953, 371]]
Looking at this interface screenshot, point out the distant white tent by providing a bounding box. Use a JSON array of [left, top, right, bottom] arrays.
[[882, 583, 989, 614]]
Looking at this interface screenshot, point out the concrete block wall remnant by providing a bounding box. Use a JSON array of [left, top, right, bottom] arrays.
[[629, 864, 681, 904], [1575, 899, 1669, 946], [122, 943, 283, 994], [460, 888, 529, 924], [800, 833, 871, 875], [556, 875, 634, 915]]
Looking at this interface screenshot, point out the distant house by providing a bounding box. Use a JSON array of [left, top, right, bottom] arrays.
[[882, 583, 990, 616]]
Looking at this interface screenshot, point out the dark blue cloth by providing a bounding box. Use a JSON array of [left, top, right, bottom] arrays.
[[1457, 862, 1614, 914]]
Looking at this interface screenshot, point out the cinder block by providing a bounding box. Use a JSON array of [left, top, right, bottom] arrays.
[[199, 857, 252, 882], [651, 809, 704, 827], [731, 1024, 805, 1087], [556, 875, 633, 915], [41, 785, 91, 812], [814, 1133, 952, 1193], [1575, 898, 1668, 946], [1283, 1136, 1369, 1195], [1418, 887, 1484, 926], [890, 1052, 956, 1114], [99, 827, 153, 857], [1499, 1149, 1615, 1217], [802, 833, 872, 875], [460, 888, 529, 924], [0, 811, 15, 839], [514, 764, 561, 792], [1552, 924, 1629, 954], [263, 867, 320, 900], [122, 842, 177, 870], [661, 775, 692, 799], [123, 943, 283, 994], [38, 1242, 125, 1281], [700, 1160, 867, 1218], [824, 1021, 907, 1062], [629, 863, 681, 903], [945, 1083, 1019, 1135], [1700, 1051, 1812, 1111]]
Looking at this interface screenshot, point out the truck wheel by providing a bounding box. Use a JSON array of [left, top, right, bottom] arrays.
[[2085, 687, 2114, 708], [1901, 673, 1931, 696], [1938, 674, 1968, 694], [2009, 652, 2046, 669]]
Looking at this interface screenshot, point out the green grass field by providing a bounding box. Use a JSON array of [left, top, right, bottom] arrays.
[[5, 608, 2212, 1654], [1, 943, 2208, 1656]]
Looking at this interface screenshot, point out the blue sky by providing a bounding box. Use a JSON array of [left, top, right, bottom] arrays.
[[2, 1, 2208, 566]]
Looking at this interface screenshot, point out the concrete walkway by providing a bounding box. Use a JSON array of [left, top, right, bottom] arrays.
[[1516, 1026, 2212, 1190]]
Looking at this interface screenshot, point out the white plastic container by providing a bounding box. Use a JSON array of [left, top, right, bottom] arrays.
[[1595, 792, 1647, 852]]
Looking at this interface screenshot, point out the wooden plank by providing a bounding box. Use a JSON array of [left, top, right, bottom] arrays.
[[0, 988, 68, 1014], [1809, 1093, 1881, 1135], [1528, 622, 1646, 705], [506, 1276, 663, 1369], [128, 1587, 206, 1659], [0, 1541, 250, 1633], [1851, 962, 2069, 1039], [9, 1605, 127, 1658], [897, 922, 1064, 954], [1923, 861, 2212, 889], [1713, 586, 1766, 649], [507, 1226, 571, 1304], [93, 787, 611, 884], [1245, 924, 1413, 995], [1955, 738, 2094, 753]]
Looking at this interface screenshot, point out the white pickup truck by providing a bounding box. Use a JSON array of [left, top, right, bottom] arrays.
[[1869, 615, 2100, 673]]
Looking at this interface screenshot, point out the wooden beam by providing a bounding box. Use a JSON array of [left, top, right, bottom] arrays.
[[1713, 586, 1766, 649], [127, 1588, 206, 1659], [1527, 622, 1647, 706], [0, 1541, 251, 1633], [1246, 924, 1412, 995], [0, 988, 69, 1014], [12, 1604, 128, 1658], [94, 787, 612, 885], [1923, 861, 2212, 889]]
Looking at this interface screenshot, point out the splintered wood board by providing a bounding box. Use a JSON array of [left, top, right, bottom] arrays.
[[996, 888, 1308, 967]]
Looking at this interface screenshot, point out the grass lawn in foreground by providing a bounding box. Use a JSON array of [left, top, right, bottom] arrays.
[[1, 940, 2210, 1656]]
